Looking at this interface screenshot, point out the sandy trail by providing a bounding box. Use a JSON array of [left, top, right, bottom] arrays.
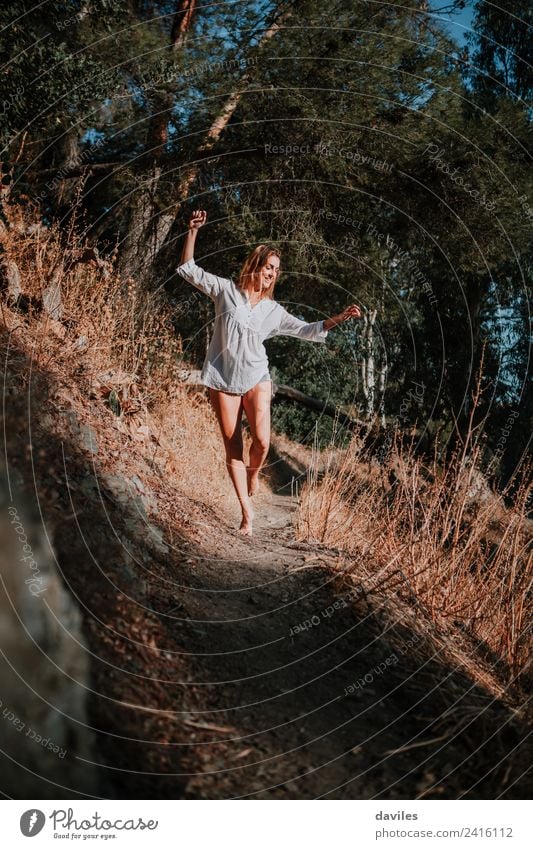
[[107, 458, 527, 800]]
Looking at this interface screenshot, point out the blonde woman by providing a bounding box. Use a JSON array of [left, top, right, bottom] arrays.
[[176, 209, 361, 536]]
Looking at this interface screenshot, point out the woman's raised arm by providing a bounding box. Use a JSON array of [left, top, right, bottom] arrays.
[[180, 209, 206, 264], [176, 209, 230, 300]]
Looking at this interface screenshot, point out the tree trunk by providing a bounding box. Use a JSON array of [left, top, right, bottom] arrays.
[[181, 371, 367, 430], [361, 308, 377, 419], [49, 127, 81, 210], [272, 383, 367, 431], [454, 275, 484, 445], [378, 355, 387, 428], [119, 0, 198, 279], [118, 163, 163, 279], [146, 2, 300, 284]]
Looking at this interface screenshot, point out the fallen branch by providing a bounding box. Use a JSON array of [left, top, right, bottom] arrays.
[[182, 719, 237, 733], [180, 370, 366, 430]]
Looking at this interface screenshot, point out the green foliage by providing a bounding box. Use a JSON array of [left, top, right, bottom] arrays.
[[465, 0, 532, 106], [1, 0, 530, 482], [270, 324, 358, 449], [0, 2, 127, 147]]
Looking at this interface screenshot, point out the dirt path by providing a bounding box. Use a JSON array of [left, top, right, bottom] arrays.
[[84, 453, 528, 800], [3, 335, 529, 800]]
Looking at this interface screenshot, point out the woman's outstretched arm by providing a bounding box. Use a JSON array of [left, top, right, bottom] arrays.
[[273, 307, 329, 343], [273, 303, 361, 343], [176, 210, 229, 300]]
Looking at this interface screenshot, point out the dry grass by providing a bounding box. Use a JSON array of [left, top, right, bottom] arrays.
[[1, 198, 180, 395], [297, 419, 532, 706], [0, 187, 236, 516]]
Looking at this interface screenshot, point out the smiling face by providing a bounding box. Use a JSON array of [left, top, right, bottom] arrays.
[[238, 245, 281, 300], [257, 253, 281, 293]]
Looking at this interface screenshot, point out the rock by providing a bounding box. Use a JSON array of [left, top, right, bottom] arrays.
[[79, 474, 99, 498], [74, 335, 88, 352], [0, 460, 100, 797], [59, 411, 98, 456], [79, 424, 98, 455], [42, 267, 63, 321], [3, 258, 22, 302], [131, 474, 145, 494], [146, 524, 169, 556], [59, 410, 98, 454], [104, 473, 157, 515]]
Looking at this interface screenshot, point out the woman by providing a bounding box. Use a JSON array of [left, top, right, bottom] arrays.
[[176, 209, 361, 536]]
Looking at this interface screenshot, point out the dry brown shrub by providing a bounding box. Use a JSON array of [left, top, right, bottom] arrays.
[[0, 190, 236, 514], [297, 417, 532, 699]]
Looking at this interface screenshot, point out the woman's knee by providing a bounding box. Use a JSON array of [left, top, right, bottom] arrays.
[[252, 434, 270, 454], [224, 435, 244, 461]]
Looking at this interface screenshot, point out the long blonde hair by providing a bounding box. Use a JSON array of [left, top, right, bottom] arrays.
[[237, 245, 281, 302]]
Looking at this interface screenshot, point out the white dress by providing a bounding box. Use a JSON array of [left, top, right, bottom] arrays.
[[176, 257, 329, 394]]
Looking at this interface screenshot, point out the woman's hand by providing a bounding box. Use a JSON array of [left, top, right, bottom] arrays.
[[338, 303, 362, 322], [188, 209, 207, 231], [323, 303, 362, 331]]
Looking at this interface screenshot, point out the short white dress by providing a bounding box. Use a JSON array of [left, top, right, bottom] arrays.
[[176, 257, 329, 394]]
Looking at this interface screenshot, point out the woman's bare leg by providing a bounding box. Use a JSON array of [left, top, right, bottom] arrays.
[[243, 381, 272, 497], [208, 388, 254, 535]]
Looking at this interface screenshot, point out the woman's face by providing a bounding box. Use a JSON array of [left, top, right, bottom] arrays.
[[257, 253, 280, 292]]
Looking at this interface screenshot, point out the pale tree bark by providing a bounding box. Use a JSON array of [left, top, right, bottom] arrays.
[[462, 276, 483, 427], [378, 356, 387, 427], [377, 262, 387, 427], [361, 308, 377, 420]]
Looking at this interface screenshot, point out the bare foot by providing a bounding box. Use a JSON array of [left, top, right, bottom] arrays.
[[246, 466, 260, 497], [238, 500, 254, 536]]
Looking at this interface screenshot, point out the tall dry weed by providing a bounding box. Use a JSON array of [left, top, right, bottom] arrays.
[[297, 412, 532, 698], [0, 189, 235, 514]]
